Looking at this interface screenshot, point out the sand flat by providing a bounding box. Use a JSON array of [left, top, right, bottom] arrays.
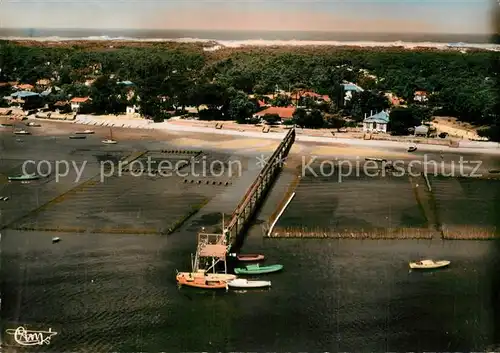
[[310, 145, 409, 159]]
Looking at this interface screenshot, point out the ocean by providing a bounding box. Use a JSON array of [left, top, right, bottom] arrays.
[[0, 28, 496, 46]]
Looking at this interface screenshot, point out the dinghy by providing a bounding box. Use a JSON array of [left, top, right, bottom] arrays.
[[8, 173, 40, 181], [409, 259, 450, 270], [52, 237, 61, 243], [69, 135, 86, 139], [408, 146, 417, 152], [75, 130, 95, 134], [234, 264, 283, 275], [235, 254, 265, 262], [176, 273, 227, 289], [27, 122, 41, 127], [227, 278, 271, 289]]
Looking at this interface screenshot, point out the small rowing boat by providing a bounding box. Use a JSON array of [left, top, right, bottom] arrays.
[[235, 254, 265, 262], [52, 237, 61, 243], [227, 278, 271, 288], [8, 173, 40, 181], [176, 273, 228, 289], [75, 130, 95, 134], [69, 135, 86, 139], [408, 146, 417, 152], [234, 264, 283, 275], [409, 259, 450, 270]]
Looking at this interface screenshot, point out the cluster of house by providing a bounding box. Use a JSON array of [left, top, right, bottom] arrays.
[[1, 79, 140, 116], [249, 83, 430, 134], [1, 76, 431, 134]]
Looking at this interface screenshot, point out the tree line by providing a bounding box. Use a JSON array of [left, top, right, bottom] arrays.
[[0, 41, 498, 140]]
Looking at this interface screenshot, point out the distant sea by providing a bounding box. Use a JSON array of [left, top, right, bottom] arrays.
[[0, 28, 496, 44]]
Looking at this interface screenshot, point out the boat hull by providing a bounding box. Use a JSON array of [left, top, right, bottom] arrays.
[[75, 131, 94, 134], [227, 279, 271, 288], [176, 274, 228, 289], [176, 272, 236, 281], [8, 175, 40, 181], [409, 260, 450, 269], [236, 254, 265, 262], [234, 264, 283, 275], [69, 135, 86, 139]]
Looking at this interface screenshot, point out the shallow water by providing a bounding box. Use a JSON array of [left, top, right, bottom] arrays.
[[2, 228, 500, 351], [2, 131, 500, 351]]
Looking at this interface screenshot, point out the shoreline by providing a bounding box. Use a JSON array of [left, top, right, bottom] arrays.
[[3, 38, 499, 52], [67, 115, 500, 156]]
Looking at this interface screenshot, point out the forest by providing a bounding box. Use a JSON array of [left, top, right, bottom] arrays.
[[0, 41, 498, 140]]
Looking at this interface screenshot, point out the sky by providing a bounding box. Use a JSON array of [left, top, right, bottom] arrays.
[[0, 0, 497, 34]]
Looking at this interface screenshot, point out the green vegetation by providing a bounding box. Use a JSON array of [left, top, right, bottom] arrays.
[[0, 41, 498, 139]]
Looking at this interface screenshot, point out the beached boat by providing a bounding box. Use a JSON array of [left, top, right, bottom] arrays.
[[69, 135, 86, 139], [409, 259, 450, 270], [227, 278, 271, 289], [176, 271, 236, 282], [236, 254, 265, 262], [14, 129, 30, 135], [8, 173, 40, 181], [102, 127, 117, 144], [408, 146, 417, 152], [26, 122, 41, 127], [365, 157, 387, 162], [75, 130, 95, 134], [176, 273, 228, 289], [234, 264, 283, 275]]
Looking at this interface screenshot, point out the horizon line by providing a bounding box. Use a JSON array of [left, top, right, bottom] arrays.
[[0, 27, 494, 36]]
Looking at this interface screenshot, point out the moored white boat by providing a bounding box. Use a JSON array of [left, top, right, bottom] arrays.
[[227, 278, 271, 289], [14, 129, 30, 135], [102, 139, 117, 144], [409, 259, 450, 269]]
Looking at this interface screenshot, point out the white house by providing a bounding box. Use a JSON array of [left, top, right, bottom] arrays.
[[70, 97, 91, 112], [341, 82, 364, 105], [126, 105, 140, 115], [363, 111, 390, 133]]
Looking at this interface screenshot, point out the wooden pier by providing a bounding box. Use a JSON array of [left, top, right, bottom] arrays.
[[193, 128, 296, 270]]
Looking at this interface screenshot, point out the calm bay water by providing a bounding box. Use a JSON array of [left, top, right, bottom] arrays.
[[2, 131, 500, 351], [2, 227, 500, 352]]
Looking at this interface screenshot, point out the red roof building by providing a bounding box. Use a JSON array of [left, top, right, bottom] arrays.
[[254, 106, 295, 120], [70, 97, 91, 103]]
